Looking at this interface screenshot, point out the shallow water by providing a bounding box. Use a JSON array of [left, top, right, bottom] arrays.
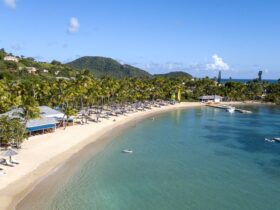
[[18, 106, 280, 210]]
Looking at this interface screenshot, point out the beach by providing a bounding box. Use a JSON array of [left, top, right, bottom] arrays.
[[0, 102, 205, 210]]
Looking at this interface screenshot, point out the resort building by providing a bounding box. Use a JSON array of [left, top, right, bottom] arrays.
[[4, 56, 19, 62], [39, 106, 65, 120], [198, 95, 223, 103], [0, 106, 70, 135], [26, 117, 58, 134]]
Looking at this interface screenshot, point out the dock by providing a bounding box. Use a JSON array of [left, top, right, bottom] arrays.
[[206, 104, 252, 114]]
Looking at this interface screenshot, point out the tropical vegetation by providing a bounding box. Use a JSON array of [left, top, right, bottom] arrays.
[[0, 48, 279, 146]]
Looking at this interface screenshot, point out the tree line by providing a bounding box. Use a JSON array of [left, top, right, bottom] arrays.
[[0, 48, 279, 147]]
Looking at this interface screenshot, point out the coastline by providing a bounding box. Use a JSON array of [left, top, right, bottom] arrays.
[[0, 102, 203, 210], [0, 101, 272, 210]]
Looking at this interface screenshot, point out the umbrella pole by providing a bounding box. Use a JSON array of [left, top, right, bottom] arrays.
[[9, 156, 12, 163]]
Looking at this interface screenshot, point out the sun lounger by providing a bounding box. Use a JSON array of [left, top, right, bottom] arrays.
[[0, 158, 14, 167], [0, 169, 6, 175], [11, 158, 20, 164]]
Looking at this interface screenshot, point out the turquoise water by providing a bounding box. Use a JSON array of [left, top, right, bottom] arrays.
[[20, 106, 280, 210]]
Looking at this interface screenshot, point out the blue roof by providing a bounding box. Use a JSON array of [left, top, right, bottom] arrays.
[[27, 124, 56, 132]]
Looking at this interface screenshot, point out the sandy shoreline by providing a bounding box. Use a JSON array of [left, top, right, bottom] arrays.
[[0, 101, 270, 209], [0, 102, 206, 210]]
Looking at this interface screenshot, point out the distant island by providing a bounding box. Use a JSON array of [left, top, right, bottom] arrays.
[[67, 56, 193, 79], [154, 71, 192, 79]]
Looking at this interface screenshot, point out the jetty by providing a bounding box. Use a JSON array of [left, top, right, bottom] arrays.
[[206, 104, 252, 114]]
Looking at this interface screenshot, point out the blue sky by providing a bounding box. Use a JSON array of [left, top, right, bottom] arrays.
[[1, 0, 280, 79]]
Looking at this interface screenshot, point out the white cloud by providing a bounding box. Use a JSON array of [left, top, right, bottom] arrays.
[[68, 17, 80, 33], [206, 54, 230, 71], [3, 0, 16, 8]]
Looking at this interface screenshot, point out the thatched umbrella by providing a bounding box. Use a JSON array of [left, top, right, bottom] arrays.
[[1, 149, 18, 163]]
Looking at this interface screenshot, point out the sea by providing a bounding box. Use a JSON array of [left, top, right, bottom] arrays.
[[17, 105, 280, 210], [221, 79, 278, 84]]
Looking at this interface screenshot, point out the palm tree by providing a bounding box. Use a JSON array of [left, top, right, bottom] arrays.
[[19, 95, 40, 124]]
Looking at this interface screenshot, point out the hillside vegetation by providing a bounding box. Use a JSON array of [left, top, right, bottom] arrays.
[[155, 71, 192, 79], [67, 56, 151, 79]]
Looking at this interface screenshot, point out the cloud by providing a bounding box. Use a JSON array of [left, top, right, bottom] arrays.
[[145, 62, 184, 71], [141, 62, 187, 74], [68, 17, 80, 33], [206, 54, 230, 71], [3, 0, 16, 8]]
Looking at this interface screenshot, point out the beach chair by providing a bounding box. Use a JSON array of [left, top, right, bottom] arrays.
[[0, 158, 14, 167], [0, 167, 6, 175], [11, 158, 20, 165]]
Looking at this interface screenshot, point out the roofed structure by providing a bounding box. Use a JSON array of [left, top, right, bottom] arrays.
[[4, 56, 19, 62], [39, 106, 64, 119], [198, 95, 223, 102], [0, 106, 66, 134], [26, 117, 58, 132]]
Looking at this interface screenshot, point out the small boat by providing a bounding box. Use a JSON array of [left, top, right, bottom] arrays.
[[227, 107, 235, 113], [265, 138, 275, 143], [273, 137, 280, 142], [122, 149, 133, 154]]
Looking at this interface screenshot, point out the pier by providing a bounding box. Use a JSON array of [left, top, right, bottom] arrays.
[[206, 104, 252, 114]]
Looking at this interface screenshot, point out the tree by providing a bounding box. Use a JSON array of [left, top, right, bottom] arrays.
[[0, 116, 27, 147], [258, 71, 263, 82], [218, 71, 222, 84], [0, 48, 6, 60], [10, 118, 27, 148], [4, 61, 18, 70], [0, 116, 13, 146], [19, 96, 40, 124], [51, 60, 62, 66]]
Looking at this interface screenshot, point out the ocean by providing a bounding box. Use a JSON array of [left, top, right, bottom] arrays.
[[221, 79, 278, 84], [17, 105, 280, 210]]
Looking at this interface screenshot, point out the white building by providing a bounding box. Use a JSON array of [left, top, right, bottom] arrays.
[[4, 56, 19, 62], [198, 95, 223, 103], [26, 67, 37, 74]]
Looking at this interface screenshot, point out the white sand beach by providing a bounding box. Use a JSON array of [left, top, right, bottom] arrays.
[[0, 102, 205, 210]]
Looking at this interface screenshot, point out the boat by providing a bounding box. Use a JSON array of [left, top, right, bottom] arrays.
[[122, 149, 133, 154], [227, 107, 235, 113], [273, 137, 280, 142], [265, 138, 275, 143], [264, 137, 280, 143]]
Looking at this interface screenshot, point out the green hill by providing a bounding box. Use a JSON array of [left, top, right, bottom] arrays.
[[154, 71, 192, 79], [67, 56, 151, 79]]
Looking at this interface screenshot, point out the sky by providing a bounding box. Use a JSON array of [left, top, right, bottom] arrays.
[[0, 0, 280, 79]]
